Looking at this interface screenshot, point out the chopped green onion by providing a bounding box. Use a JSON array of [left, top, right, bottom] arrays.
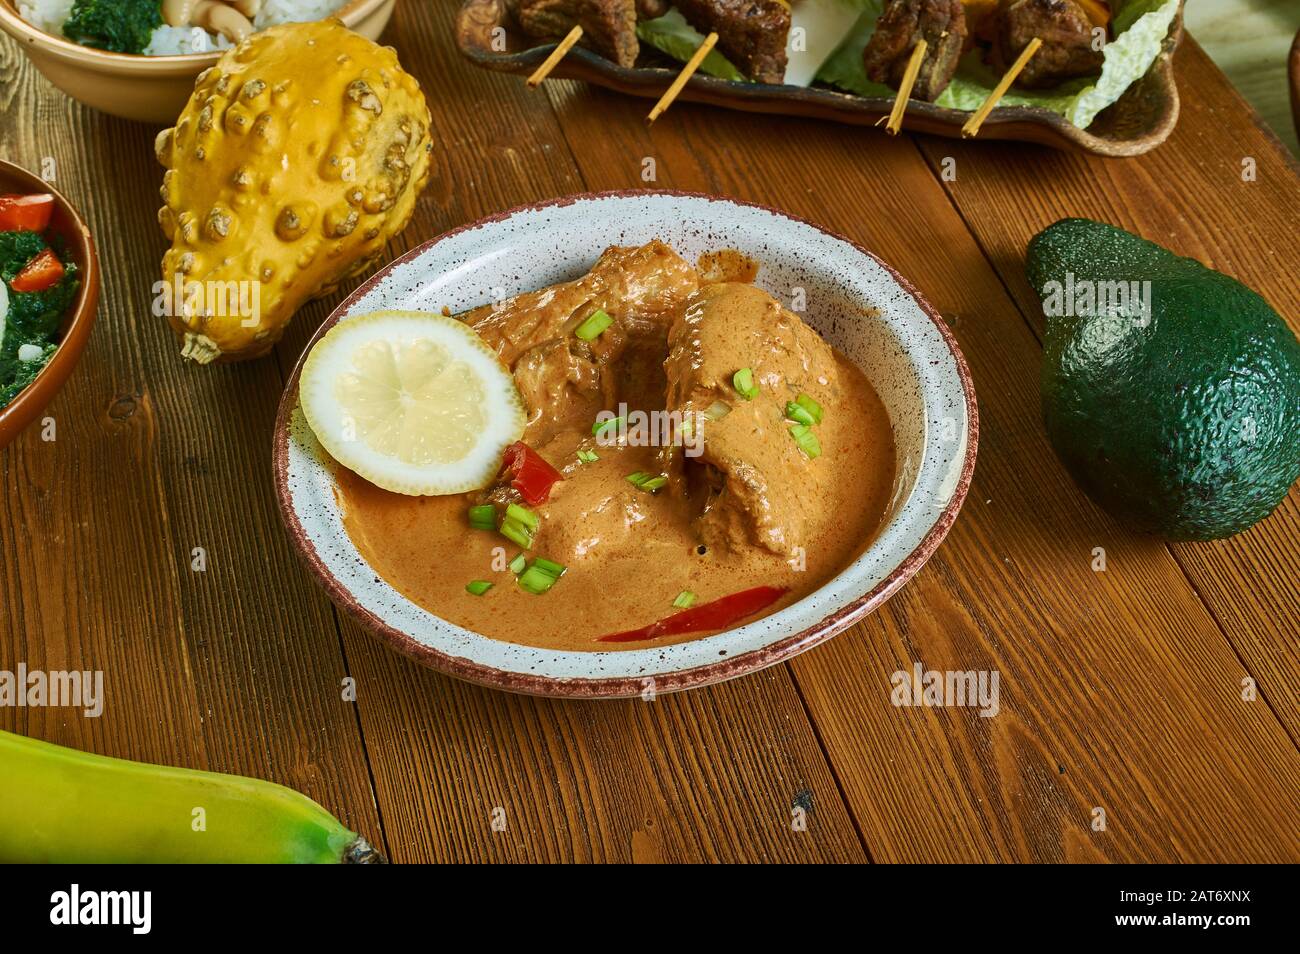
[[532, 557, 567, 579], [592, 415, 625, 438], [626, 472, 667, 492], [574, 308, 613, 341], [785, 401, 816, 426], [732, 367, 758, 400], [517, 564, 560, 595], [466, 580, 493, 596], [508, 553, 527, 575], [795, 393, 824, 424], [673, 590, 696, 609], [577, 449, 599, 464], [789, 424, 822, 459], [705, 400, 732, 421], [505, 502, 540, 532], [499, 516, 534, 549], [468, 504, 496, 530]]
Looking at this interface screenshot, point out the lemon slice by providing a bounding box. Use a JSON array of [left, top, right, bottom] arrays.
[[300, 310, 526, 495]]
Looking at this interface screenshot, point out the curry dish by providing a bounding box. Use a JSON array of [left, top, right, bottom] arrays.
[[334, 240, 896, 652]]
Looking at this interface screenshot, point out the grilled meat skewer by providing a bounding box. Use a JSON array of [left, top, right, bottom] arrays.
[[994, 0, 1105, 89], [863, 0, 968, 102], [863, 0, 1109, 103], [508, 0, 641, 69], [672, 0, 791, 84]]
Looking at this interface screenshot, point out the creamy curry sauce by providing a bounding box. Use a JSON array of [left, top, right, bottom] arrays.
[[334, 242, 896, 652]]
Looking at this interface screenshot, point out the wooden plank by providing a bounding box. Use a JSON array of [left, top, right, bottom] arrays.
[[914, 37, 1300, 744], [541, 74, 1300, 861], [0, 42, 381, 844], [287, 0, 867, 864]]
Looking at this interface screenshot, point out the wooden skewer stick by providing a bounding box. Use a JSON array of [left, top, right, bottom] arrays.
[[961, 36, 1042, 138], [885, 39, 929, 136], [526, 25, 584, 88], [646, 31, 719, 124]]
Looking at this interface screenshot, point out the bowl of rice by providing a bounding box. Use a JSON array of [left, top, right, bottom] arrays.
[[0, 0, 396, 123]]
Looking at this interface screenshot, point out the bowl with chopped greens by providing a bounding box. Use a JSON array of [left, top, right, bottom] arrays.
[[0, 160, 99, 450], [0, 0, 395, 123]]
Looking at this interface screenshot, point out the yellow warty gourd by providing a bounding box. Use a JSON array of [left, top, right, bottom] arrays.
[[155, 19, 432, 363]]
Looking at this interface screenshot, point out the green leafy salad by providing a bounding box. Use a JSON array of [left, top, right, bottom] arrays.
[[0, 196, 80, 410]]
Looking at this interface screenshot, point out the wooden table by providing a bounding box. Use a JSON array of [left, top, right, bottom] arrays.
[[2, 2, 1297, 863]]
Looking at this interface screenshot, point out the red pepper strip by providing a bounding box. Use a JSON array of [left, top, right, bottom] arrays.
[[598, 585, 789, 644], [0, 194, 54, 233], [499, 440, 563, 506], [10, 248, 64, 293]]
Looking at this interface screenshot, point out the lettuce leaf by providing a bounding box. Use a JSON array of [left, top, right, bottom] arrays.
[[817, 0, 1180, 129], [636, 9, 747, 82], [1066, 0, 1181, 128], [816, 2, 892, 97]]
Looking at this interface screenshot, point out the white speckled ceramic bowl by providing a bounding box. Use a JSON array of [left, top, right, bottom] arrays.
[[274, 192, 978, 698]]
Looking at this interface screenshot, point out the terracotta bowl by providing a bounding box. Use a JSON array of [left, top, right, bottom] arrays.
[[274, 191, 978, 698], [0, 160, 99, 451], [0, 0, 396, 124]]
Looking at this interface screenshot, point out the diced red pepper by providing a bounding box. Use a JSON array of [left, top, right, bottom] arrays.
[[0, 194, 55, 233], [597, 585, 789, 643], [9, 248, 64, 293], [499, 441, 563, 506]]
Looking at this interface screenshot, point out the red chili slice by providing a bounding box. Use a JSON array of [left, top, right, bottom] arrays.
[[597, 586, 789, 644], [499, 441, 563, 506], [9, 248, 64, 293], [0, 194, 55, 233]]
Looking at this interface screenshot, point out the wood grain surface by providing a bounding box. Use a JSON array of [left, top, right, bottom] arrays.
[[1, 1, 1296, 863]]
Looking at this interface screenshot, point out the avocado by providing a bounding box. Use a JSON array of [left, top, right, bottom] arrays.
[[1026, 218, 1300, 541]]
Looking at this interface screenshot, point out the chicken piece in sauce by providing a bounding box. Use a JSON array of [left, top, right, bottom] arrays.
[[508, 0, 640, 69], [661, 283, 842, 558], [863, 0, 969, 102], [467, 240, 699, 447]]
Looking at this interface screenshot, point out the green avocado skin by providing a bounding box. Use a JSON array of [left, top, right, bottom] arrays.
[[1026, 218, 1300, 541]]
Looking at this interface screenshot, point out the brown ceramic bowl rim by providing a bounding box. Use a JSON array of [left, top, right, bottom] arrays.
[[0, 0, 387, 69], [272, 190, 980, 698], [0, 160, 100, 449]]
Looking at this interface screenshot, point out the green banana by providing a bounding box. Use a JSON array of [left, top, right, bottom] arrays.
[[0, 729, 384, 863]]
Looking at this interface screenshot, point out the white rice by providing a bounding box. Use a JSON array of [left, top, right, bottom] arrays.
[[19, 0, 351, 55], [145, 25, 231, 56], [17, 0, 73, 34]]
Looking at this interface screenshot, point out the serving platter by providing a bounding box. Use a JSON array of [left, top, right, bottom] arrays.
[[274, 191, 977, 698], [456, 0, 1184, 157]]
